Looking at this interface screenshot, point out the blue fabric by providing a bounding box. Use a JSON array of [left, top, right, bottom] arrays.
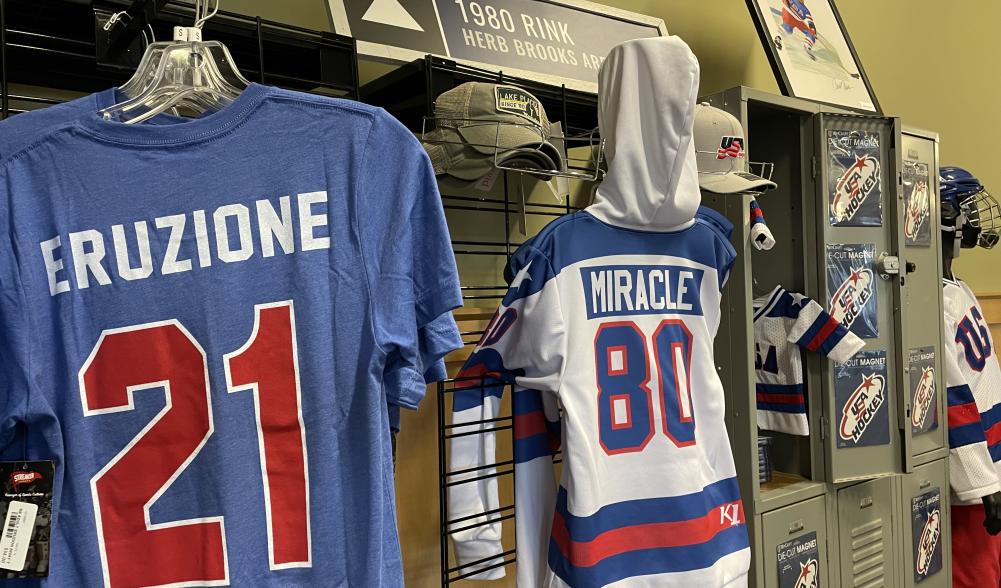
[[503, 211, 736, 303], [0, 84, 460, 587], [950, 423, 987, 449], [546, 477, 747, 588]]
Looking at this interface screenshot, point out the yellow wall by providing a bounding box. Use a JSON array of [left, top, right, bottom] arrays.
[[227, 0, 1001, 290]]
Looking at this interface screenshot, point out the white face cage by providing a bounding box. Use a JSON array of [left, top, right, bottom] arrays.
[[961, 188, 1001, 249]]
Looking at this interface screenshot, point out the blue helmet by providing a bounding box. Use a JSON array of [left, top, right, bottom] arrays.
[[940, 166, 1000, 249], [940, 166, 984, 204]]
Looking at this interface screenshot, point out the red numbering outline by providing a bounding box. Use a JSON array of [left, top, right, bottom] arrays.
[[594, 320, 696, 456], [80, 301, 310, 588]]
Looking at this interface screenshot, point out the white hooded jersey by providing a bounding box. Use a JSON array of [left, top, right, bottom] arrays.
[[943, 277, 1001, 504], [448, 36, 750, 588], [753, 286, 864, 435]]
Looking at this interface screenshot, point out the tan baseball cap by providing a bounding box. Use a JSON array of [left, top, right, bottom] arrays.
[[422, 82, 565, 180], [694, 103, 777, 194]]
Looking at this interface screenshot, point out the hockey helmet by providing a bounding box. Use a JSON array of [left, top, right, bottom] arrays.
[[940, 166, 1001, 249]]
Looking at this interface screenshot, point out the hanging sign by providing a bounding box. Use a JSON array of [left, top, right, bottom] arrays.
[[326, 0, 666, 91], [826, 243, 878, 339], [834, 349, 890, 448], [827, 129, 883, 227], [911, 488, 943, 582]]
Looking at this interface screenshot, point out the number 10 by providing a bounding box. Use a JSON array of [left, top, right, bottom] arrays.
[[80, 301, 310, 588]]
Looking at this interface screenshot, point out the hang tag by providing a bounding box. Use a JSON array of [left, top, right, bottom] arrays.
[[0, 461, 54, 577], [0, 502, 37, 572], [471, 167, 501, 192]]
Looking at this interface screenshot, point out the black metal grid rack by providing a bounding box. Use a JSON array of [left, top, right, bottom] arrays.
[[361, 56, 599, 585], [0, 0, 358, 119]]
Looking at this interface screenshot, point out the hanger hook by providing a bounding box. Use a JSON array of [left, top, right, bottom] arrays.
[[194, 0, 220, 30]]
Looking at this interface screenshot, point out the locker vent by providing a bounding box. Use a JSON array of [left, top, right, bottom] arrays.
[[850, 518, 885, 587]]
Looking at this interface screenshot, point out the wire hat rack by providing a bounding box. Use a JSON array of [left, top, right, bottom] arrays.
[[359, 56, 604, 585]]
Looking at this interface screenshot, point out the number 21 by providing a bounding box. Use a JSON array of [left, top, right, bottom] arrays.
[[80, 301, 310, 588]]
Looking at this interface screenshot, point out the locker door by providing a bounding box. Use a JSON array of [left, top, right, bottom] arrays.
[[836, 477, 897, 588], [761, 496, 830, 588], [813, 113, 904, 482], [899, 459, 950, 588], [899, 129, 949, 467]]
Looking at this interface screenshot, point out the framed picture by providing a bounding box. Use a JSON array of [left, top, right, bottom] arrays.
[[745, 0, 880, 113]]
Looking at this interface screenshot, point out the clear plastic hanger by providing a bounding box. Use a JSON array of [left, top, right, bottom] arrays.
[[99, 0, 251, 124]]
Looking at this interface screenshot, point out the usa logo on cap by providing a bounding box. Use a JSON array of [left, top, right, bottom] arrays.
[[716, 136, 745, 160]]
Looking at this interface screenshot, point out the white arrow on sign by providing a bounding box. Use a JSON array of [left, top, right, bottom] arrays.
[[361, 0, 424, 31]]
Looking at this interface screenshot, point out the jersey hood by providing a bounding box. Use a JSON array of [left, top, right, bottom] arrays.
[[587, 36, 702, 231]]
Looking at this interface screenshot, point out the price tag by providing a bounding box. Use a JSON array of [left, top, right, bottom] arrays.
[[0, 501, 37, 571]]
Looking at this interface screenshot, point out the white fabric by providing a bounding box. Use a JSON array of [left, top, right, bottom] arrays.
[[588, 36, 701, 231], [943, 278, 1001, 504], [750, 223, 775, 251]]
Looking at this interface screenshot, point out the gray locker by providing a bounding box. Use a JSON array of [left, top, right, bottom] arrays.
[[836, 476, 896, 588], [761, 496, 830, 588], [896, 459, 951, 588], [813, 114, 904, 482], [899, 128, 949, 468]]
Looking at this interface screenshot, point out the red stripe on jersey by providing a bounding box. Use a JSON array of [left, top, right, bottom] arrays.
[[986, 422, 1001, 447], [514, 411, 548, 440], [805, 317, 840, 352], [949, 403, 982, 428], [550, 500, 744, 568], [454, 363, 501, 390], [756, 393, 804, 405]]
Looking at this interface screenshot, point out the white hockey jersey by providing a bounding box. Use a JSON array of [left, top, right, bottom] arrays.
[[943, 277, 1001, 504], [449, 209, 750, 587], [753, 286, 864, 435]]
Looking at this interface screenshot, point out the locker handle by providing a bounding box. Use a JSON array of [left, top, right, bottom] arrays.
[[788, 520, 805, 534], [860, 496, 873, 509], [919, 479, 932, 489]]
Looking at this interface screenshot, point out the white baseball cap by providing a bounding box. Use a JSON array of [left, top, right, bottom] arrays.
[[694, 103, 777, 194]]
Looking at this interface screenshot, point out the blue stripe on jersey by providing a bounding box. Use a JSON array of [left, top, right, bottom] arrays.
[[553, 477, 741, 542], [757, 402, 807, 414], [513, 388, 543, 415], [982, 404, 1001, 430], [452, 348, 515, 412], [547, 524, 748, 588], [503, 212, 736, 303], [814, 324, 849, 356], [990, 443, 1001, 464], [765, 290, 802, 319], [515, 431, 558, 463], [951, 422, 988, 449], [948, 383, 976, 406]]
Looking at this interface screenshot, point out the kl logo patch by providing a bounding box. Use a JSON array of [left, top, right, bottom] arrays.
[[832, 155, 880, 222], [911, 366, 935, 429], [719, 502, 743, 527], [830, 268, 874, 331], [11, 470, 42, 491], [795, 558, 820, 588], [916, 509, 941, 576], [716, 136, 745, 160], [840, 373, 886, 442]]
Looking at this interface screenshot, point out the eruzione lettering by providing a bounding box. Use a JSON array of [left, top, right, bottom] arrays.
[[40, 191, 330, 296]]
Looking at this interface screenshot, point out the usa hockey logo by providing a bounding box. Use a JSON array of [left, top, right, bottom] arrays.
[[11, 470, 42, 491], [830, 268, 874, 331], [794, 558, 819, 588], [916, 509, 941, 576], [840, 373, 886, 442], [716, 136, 745, 159], [904, 180, 930, 240], [832, 155, 880, 222], [911, 366, 936, 429]]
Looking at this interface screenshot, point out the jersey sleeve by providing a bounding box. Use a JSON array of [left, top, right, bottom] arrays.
[[944, 311, 1001, 502], [359, 110, 462, 411], [776, 289, 865, 362], [447, 244, 566, 579]]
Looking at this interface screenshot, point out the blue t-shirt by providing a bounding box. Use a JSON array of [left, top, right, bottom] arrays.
[[0, 83, 460, 586], [0, 91, 459, 433]]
